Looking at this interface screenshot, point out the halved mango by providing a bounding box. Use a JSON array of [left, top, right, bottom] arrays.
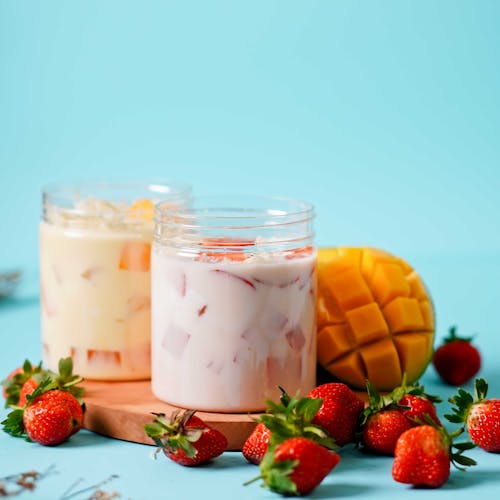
[[317, 247, 435, 391]]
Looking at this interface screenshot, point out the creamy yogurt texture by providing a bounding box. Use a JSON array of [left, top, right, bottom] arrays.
[[151, 245, 317, 412], [40, 198, 155, 380]]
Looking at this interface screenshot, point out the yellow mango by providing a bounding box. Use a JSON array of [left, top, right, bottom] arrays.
[[317, 247, 435, 391]]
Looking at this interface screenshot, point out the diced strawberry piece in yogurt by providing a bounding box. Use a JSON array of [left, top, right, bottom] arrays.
[[162, 324, 191, 359]]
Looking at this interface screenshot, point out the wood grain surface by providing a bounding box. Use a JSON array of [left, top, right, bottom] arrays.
[[82, 380, 260, 451]]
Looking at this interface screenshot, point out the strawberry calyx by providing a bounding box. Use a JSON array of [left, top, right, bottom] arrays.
[[144, 410, 205, 459], [359, 380, 409, 427], [244, 442, 299, 496], [389, 373, 442, 405], [1, 360, 44, 408], [47, 357, 85, 403], [445, 377, 488, 426], [2, 357, 84, 408], [443, 325, 474, 344], [258, 386, 338, 450]]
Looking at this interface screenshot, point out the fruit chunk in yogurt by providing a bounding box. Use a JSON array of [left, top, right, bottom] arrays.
[[40, 199, 155, 380], [151, 244, 317, 412]]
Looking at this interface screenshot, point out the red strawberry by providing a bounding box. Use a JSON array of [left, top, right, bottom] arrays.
[[2, 357, 84, 408], [363, 409, 412, 455], [446, 378, 500, 452], [2, 379, 85, 445], [18, 378, 40, 407], [1, 360, 44, 407], [398, 394, 441, 427], [23, 390, 84, 446], [242, 423, 271, 465], [308, 382, 364, 446], [392, 425, 476, 488], [390, 375, 442, 427], [247, 437, 340, 496], [241, 387, 337, 465], [433, 326, 481, 385], [144, 410, 227, 466]]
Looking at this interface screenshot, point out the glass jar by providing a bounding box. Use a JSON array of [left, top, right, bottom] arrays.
[[151, 195, 317, 412], [40, 180, 191, 380]]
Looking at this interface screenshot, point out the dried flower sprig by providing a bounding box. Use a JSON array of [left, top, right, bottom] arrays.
[[58, 474, 120, 500], [0, 464, 55, 496]]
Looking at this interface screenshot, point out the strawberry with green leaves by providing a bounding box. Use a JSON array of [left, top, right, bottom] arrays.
[[246, 437, 340, 496], [392, 424, 476, 488], [2, 378, 84, 446], [2, 357, 84, 408], [433, 326, 481, 385], [446, 377, 500, 452], [242, 387, 337, 465], [308, 382, 364, 446], [391, 374, 441, 427], [1, 360, 44, 407], [145, 410, 228, 466], [360, 378, 442, 455], [360, 380, 411, 455]]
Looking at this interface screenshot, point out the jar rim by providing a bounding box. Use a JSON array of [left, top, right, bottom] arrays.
[[155, 195, 314, 223], [43, 179, 191, 199]]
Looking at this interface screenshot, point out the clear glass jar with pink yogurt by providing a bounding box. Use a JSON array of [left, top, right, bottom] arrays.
[[151, 196, 317, 412], [40, 181, 191, 380]]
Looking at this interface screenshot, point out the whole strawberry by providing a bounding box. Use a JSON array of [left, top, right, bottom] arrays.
[[23, 390, 84, 445], [242, 423, 271, 465], [433, 326, 481, 385], [242, 387, 337, 465], [308, 382, 364, 446], [363, 409, 411, 455], [390, 375, 442, 427], [144, 410, 227, 466], [446, 378, 500, 452], [2, 379, 85, 445], [392, 425, 476, 488], [247, 437, 340, 496]]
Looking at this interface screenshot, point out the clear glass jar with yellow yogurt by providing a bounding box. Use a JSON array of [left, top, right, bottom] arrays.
[[40, 181, 191, 380]]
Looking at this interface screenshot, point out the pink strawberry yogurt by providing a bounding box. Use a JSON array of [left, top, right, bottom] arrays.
[[151, 196, 317, 412]]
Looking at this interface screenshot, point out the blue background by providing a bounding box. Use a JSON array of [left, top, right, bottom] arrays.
[[1, 1, 500, 499]]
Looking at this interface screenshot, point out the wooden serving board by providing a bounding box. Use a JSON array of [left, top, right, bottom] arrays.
[[82, 380, 259, 451]]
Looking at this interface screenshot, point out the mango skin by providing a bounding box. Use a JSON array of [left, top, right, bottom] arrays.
[[317, 247, 435, 391]]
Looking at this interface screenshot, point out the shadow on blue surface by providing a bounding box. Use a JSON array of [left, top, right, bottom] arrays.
[[445, 466, 500, 489], [0, 294, 39, 311], [314, 483, 374, 498]]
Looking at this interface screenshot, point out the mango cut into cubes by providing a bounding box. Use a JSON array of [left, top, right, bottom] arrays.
[[317, 247, 435, 391]]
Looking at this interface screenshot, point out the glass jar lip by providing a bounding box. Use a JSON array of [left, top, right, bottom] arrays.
[[43, 179, 191, 199], [42, 179, 191, 216], [155, 194, 314, 223]]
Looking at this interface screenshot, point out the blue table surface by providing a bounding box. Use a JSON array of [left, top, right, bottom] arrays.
[[1, 253, 500, 500]]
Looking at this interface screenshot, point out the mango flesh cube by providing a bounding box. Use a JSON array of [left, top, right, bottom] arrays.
[[360, 338, 402, 390], [316, 247, 435, 391], [328, 267, 374, 311], [345, 302, 389, 344], [328, 352, 367, 389], [317, 324, 353, 365], [370, 262, 410, 306], [393, 332, 433, 382], [383, 297, 424, 333], [407, 271, 428, 300]]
